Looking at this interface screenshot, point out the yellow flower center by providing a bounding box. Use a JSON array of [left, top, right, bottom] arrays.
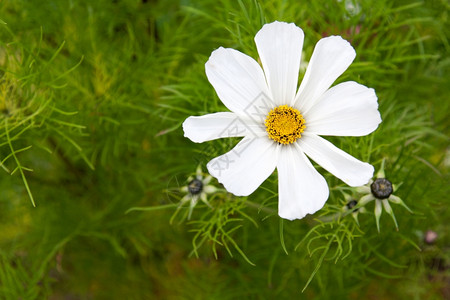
[[264, 105, 306, 145]]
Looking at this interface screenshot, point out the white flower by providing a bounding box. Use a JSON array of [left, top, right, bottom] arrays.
[[183, 21, 381, 220], [180, 166, 217, 219]]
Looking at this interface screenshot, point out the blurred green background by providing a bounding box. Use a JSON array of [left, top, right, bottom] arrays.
[[0, 0, 448, 299]]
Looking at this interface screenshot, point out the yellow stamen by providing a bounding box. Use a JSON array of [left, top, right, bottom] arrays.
[[264, 105, 306, 145]]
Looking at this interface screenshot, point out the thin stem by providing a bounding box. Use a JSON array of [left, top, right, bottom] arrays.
[[5, 118, 35, 206]]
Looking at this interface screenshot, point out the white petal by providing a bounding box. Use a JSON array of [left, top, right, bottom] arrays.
[[183, 112, 265, 143], [277, 144, 329, 220], [207, 137, 277, 196], [255, 21, 304, 106], [304, 81, 381, 136], [298, 133, 374, 186], [295, 36, 356, 114], [205, 47, 273, 119]]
